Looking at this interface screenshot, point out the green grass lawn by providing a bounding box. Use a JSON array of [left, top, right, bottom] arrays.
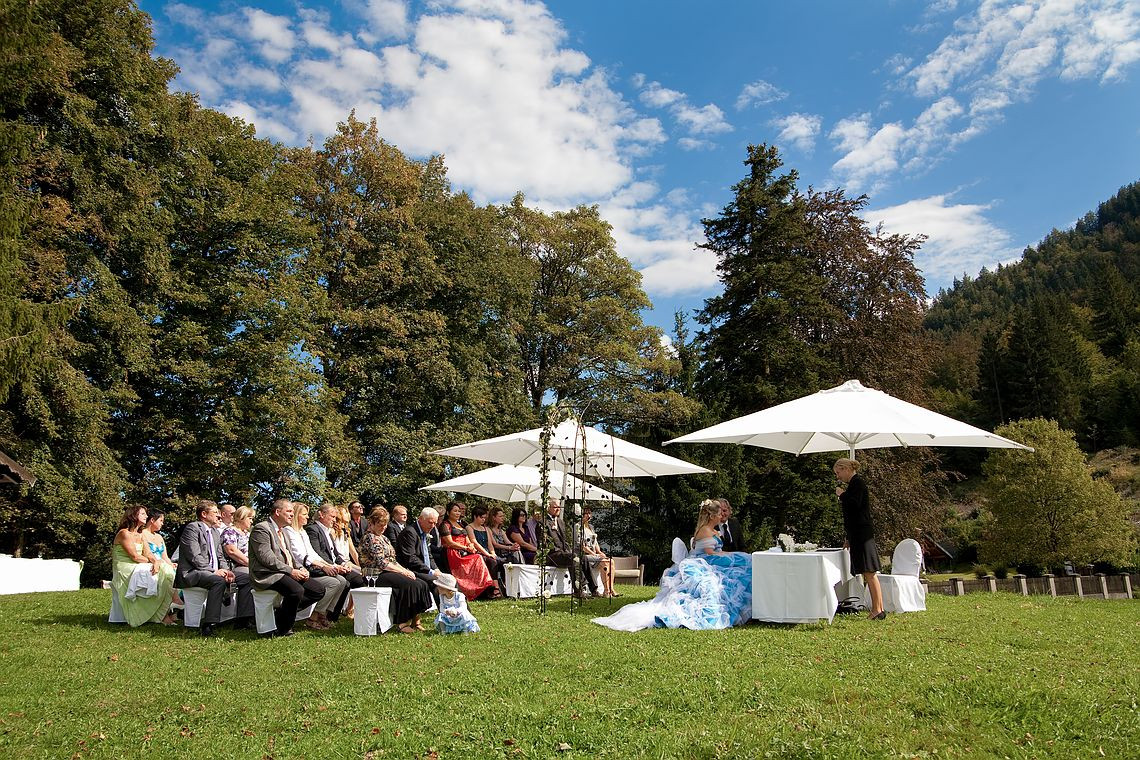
[[0, 588, 1136, 759]]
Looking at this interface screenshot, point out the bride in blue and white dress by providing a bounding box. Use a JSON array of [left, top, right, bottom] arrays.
[[592, 499, 752, 632]]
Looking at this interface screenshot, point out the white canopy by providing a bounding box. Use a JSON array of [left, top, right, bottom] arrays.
[[665, 380, 1032, 458], [433, 418, 712, 478], [420, 464, 627, 503]]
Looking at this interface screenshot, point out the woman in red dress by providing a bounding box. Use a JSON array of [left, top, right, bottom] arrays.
[[439, 501, 497, 601]]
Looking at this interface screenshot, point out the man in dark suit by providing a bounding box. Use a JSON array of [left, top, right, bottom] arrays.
[[540, 498, 598, 598], [249, 499, 325, 637], [305, 502, 365, 614], [717, 498, 743, 552], [175, 499, 246, 636], [348, 500, 367, 550], [384, 504, 408, 544], [395, 506, 442, 600]]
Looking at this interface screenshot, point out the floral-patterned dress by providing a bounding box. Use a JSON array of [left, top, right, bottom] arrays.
[[359, 530, 432, 624]]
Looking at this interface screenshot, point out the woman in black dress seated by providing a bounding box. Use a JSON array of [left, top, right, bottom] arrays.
[[835, 457, 885, 620], [359, 507, 433, 632]]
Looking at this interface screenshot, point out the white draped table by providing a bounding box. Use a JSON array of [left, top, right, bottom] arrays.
[[349, 587, 394, 635], [751, 549, 852, 624], [0, 554, 82, 594], [505, 564, 605, 599]]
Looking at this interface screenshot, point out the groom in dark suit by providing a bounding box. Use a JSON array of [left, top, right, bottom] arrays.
[[175, 500, 243, 636], [717, 498, 743, 552]]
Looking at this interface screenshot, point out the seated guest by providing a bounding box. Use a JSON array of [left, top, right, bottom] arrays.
[[347, 500, 367, 549], [284, 503, 351, 629], [466, 504, 507, 592], [306, 502, 366, 615], [217, 503, 236, 535], [395, 507, 443, 597], [175, 500, 238, 636], [141, 508, 181, 614], [582, 507, 617, 598], [359, 507, 433, 633], [434, 573, 480, 634], [306, 504, 366, 581], [540, 498, 598, 598], [113, 504, 176, 627], [249, 499, 325, 637], [335, 504, 361, 566], [439, 501, 497, 601], [488, 506, 524, 564], [384, 504, 408, 544], [506, 507, 538, 564], [218, 506, 256, 625]]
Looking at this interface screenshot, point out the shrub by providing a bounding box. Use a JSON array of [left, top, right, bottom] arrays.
[[972, 563, 991, 579], [992, 565, 1008, 579]]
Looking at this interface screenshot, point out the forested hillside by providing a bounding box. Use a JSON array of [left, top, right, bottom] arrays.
[[925, 182, 1140, 452]]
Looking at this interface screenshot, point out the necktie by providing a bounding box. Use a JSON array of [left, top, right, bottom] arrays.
[[278, 529, 293, 567], [722, 522, 731, 542], [206, 526, 218, 570], [420, 528, 431, 568]]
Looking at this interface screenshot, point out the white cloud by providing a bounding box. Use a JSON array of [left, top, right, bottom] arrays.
[[677, 137, 716, 152], [771, 112, 822, 153], [864, 194, 1020, 285], [243, 9, 297, 63], [674, 103, 732, 135], [634, 77, 733, 142], [831, 0, 1140, 192], [735, 79, 787, 110], [362, 0, 411, 39], [639, 81, 683, 107]]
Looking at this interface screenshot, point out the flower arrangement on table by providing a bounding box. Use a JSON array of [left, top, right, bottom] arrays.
[[777, 533, 819, 552]]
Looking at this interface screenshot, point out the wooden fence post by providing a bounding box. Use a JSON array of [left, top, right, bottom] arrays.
[[1013, 574, 1028, 595]]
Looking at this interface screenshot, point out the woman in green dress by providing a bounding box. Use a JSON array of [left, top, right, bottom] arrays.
[[111, 505, 176, 627]]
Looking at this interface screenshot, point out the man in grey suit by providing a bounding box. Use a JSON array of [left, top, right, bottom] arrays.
[[176, 499, 242, 636], [249, 498, 325, 638], [540, 498, 598, 598]]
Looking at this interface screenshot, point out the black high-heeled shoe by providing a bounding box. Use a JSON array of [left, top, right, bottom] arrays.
[[871, 610, 887, 621]]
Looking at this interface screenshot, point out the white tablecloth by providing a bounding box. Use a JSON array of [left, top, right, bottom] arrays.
[[0, 555, 82, 594], [504, 565, 603, 599], [350, 587, 394, 635], [751, 549, 852, 624]]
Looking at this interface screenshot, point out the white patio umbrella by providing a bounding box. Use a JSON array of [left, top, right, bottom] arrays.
[[433, 418, 712, 479], [420, 464, 628, 504], [665, 380, 1032, 458]]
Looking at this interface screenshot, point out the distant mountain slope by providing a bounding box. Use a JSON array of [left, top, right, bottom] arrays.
[[925, 181, 1140, 335], [923, 181, 1140, 452]]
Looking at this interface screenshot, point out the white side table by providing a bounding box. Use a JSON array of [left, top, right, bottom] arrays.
[[350, 587, 394, 635]]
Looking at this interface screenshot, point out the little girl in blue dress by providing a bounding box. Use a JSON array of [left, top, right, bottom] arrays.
[[434, 573, 480, 634]]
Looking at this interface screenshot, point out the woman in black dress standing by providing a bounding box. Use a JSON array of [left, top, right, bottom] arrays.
[[834, 458, 886, 620]]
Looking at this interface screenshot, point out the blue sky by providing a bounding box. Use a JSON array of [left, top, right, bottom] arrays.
[[141, 0, 1140, 332]]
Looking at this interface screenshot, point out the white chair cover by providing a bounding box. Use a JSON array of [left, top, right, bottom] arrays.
[[181, 586, 238, 628], [108, 586, 127, 624], [892, 538, 923, 576], [671, 538, 687, 565], [251, 589, 315, 635], [865, 539, 927, 613]]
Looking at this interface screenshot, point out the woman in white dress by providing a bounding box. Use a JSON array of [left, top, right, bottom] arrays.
[[592, 499, 752, 631]]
